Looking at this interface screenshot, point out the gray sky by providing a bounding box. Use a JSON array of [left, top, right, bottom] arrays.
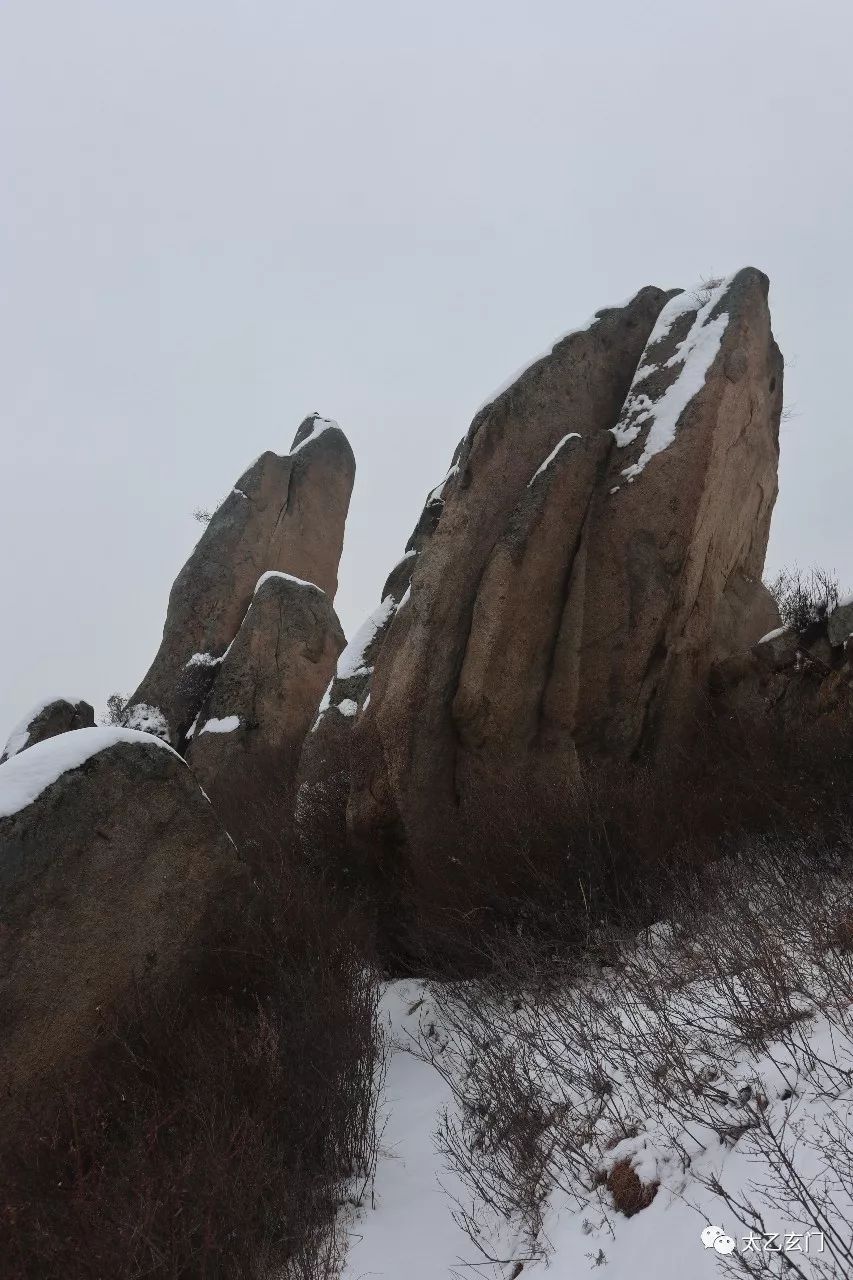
[[1, 0, 851, 736]]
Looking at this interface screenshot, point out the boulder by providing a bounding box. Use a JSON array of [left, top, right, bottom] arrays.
[[0, 697, 95, 765], [125, 416, 355, 745], [185, 571, 345, 799], [753, 625, 799, 671], [0, 728, 245, 1123]]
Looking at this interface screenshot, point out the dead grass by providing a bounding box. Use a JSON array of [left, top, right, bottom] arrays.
[[602, 1160, 659, 1217]]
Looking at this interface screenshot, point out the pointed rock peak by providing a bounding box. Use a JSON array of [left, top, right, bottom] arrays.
[[290, 413, 347, 456]]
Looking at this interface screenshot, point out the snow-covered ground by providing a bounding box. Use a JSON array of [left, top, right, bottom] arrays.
[[343, 882, 853, 1280]]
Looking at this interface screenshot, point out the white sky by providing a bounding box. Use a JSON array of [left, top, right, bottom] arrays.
[[1, 0, 851, 735]]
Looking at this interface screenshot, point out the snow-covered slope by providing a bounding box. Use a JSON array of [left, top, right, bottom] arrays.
[[344, 871, 853, 1280]]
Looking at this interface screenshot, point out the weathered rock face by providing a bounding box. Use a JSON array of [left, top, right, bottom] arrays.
[[712, 613, 853, 737], [0, 697, 95, 765], [296, 447, 461, 856], [556, 269, 783, 758], [343, 270, 783, 879], [125, 416, 355, 745], [347, 287, 675, 851], [186, 572, 345, 796], [0, 729, 245, 1123]]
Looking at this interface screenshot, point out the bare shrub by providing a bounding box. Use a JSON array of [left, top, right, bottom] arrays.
[[193, 507, 213, 524], [101, 691, 128, 725], [765, 566, 842, 633], [692, 274, 725, 307], [0, 758, 384, 1279], [602, 1160, 658, 1217], [420, 831, 853, 1276], [381, 694, 853, 977]]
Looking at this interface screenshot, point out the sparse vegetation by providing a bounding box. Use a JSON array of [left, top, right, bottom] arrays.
[[421, 831, 853, 1277], [765, 566, 843, 633], [692, 274, 725, 307], [102, 691, 128, 725]]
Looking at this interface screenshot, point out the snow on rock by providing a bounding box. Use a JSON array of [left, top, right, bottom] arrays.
[[612, 277, 732, 482], [0, 727, 179, 820], [757, 625, 788, 645], [337, 597, 398, 682], [124, 703, 171, 741], [475, 289, 655, 415], [1, 695, 80, 762], [427, 463, 459, 505], [528, 433, 581, 485], [254, 570, 324, 595], [289, 415, 339, 456], [184, 651, 224, 669], [198, 715, 240, 735]]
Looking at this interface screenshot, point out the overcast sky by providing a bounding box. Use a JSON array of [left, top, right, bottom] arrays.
[[1, 0, 851, 736]]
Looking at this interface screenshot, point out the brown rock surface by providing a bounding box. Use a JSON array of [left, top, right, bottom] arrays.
[[0, 728, 245, 1123], [561, 269, 783, 758], [344, 271, 783, 886], [125, 415, 355, 744], [186, 571, 345, 796], [347, 287, 672, 856], [297, 444, 464, 854], [0, 697, 95, 765]]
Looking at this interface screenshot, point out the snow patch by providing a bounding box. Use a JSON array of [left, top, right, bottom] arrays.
[[185, 651, 223, 669], [528, 433, 581, 485], [758, 625, 789, 644], [337, 597, 398, 682], [1, 695, 82, 762], [290, 416, 339, 455], [612, 276, 732, 481], [255, 570, 324, 595], [0, 727, 179, 819], [199, 715, 240, 735], [337, 698, 358, 718], [426, 464, 459, 504], [124, 703, 170, 741]]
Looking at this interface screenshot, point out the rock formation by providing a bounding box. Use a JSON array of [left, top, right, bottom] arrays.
[[712, 596, 853, 736], [0, 728, 245, 1124], [331, 270, 783, 883], [124, 415, 355, 747], [186, 571, 345, 798], [0, 697, 95, 765], [298, 441, 463, 842]]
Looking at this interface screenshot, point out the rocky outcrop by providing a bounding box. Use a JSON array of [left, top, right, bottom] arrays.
[[712, 602, 853, 736], [125, 416, 355, 746], [186, 571, 345, 797], [0, 697, 95, 765], [296, 442, 464, 855], [343, 271, 783, 879], [553, 269, 782, 759], [0, 728, 245, 1123], [347, 286, 674, 854]]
